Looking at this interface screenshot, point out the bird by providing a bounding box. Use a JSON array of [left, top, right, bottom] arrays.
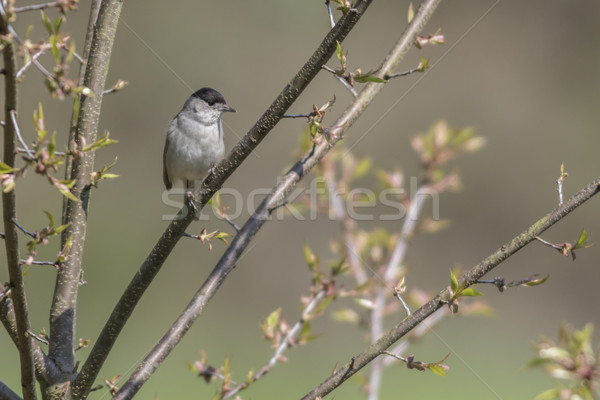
[[163, 87, 236, 193]]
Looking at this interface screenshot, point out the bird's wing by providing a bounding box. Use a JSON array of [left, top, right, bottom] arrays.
[[163, 128, 173, 190]]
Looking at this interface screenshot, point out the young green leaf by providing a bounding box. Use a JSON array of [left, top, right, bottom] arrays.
[[352, 158, 372, 180], [40, 11, 53, 34], [449, 270, 458, 293], [303, 242, 318, 272], [58, 186, 79, 202], [66, 40, 75, 64], [0, 162, 14, 174], [427, 363, 447, 377], [310, 295, 334, 317], [331, 258, 347, 276], [408, 2, 415, 22], [49, 34, 60, 64], [573, 228, 590, 250], [459, 288, 483, 297], [266, 308, 281, 330], [52, 224, 70, 235], [245, 369, 254, 385], [335, 41, 345, 71], [48, 132, 57, 159], [522, 275, 549, 287], [54, 16, 63, 34], [82, 131, 118, 152], [43, 210, 55, 227], [57, 234, 73, 263]]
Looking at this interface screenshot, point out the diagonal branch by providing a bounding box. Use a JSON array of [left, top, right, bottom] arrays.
[[0, 4, 38, 400], [72, 2, 374, 399], [0, 380, 22, 400], [111, 1, 441, 398], [301, 176, 600, 399]]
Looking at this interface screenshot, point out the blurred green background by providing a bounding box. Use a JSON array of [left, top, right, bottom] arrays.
[[2, 1, 600, 399]]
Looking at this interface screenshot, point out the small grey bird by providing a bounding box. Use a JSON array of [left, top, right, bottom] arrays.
[[163, 88, 236, 192]]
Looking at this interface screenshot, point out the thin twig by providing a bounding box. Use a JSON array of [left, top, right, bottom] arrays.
[[385, 66, 422, 79], [10, 111, 34, 160], [0, 285, 11, 301], [325, 0, 335, 28], [26, 329, 50, 345], [13, 2, 59, 13], [32, 58, 54, 81], [11, 218, 36, 238], [16, 50, 45, 80], [394, 290, 411, 316], [534, 236, 562, 250], [557, 163, 567, 205], [222, 214, 240, 233], [19, 260, 58, 267], [65, 47, 84, 64], [17, 147, 66, 156], [282, 113, 312, 118], [322, 65, 358, 96]]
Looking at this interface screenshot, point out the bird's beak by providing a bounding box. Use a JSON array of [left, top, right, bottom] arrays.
[[220, 104, 236, 113]]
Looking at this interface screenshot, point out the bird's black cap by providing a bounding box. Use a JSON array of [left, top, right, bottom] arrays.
[[191, 87, 228, 106]]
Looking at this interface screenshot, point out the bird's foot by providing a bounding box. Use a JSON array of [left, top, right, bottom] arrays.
[[184, 191, 201, 221]]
